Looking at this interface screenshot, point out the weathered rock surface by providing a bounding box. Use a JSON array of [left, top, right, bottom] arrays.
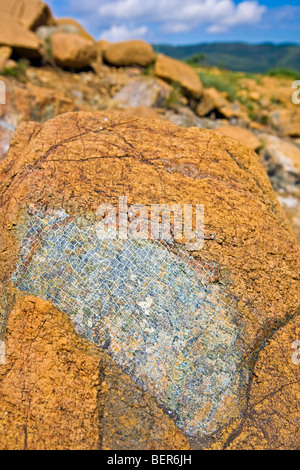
[[0, 16, 42, 58], [0, 294, 189, 450], [227, 314, 300, 450], [104, 40, 155, 67], [155, 54, 203, 99], [0, 0, 55, 31], [0, 112, 299, 449], [50, 32, 97, 69]]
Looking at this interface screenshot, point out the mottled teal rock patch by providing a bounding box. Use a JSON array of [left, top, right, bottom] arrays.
[[12, 207, 248, 438]]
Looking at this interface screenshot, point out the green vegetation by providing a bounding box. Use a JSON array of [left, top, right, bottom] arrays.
[[154, 43, 300, 74], [267, 68, 300, 80], [186, 53, 206, 66], [143, 63, 154, 76], [3, 59, 29, 81], [45, 36, 52, 57], [198, 70, 237, 101], [166, 82, 185, 109]]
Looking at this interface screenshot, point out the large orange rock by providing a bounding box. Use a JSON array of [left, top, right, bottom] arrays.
[[50, 32, 97, 69], [0, 0, 55, 31], [0, 112, 299, 449], [154, 53, 203, 99], [0, 15, 42, 58], [103, 40, 155, 67]]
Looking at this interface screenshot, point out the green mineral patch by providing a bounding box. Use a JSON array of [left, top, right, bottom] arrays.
[[12, 207, 248, 438]]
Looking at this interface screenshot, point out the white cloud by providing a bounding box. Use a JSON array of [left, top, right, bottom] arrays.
[[97, 0, 266, 37], [101, 24, 148, 42], [209, 1, 266, 30], [61, 0, 267, 40]]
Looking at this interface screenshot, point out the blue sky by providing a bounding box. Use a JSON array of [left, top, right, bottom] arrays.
[[47, 0, 300, 44]]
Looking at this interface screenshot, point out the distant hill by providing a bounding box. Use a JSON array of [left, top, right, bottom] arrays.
[[153, 43, 300, 74]]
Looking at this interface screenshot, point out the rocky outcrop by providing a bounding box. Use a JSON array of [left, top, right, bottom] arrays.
[[0, 112, 299, 449], [0, 16, 42, 58], [154, 53, 203, 99], [0, 75, 77, 160], [0, 0, 55, 31], [103, 40, 155, 67], [50, 32, 97, 69]]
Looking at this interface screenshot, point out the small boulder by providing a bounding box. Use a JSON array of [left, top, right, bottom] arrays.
[[269, 108, 300, 138], [216, 126, 261, 151], [113, 77, 171, 108], [103, 40, 155, 67], [154, 53, 203, 99], [50, 32, 97, 69], [196, 87, 246, 120]]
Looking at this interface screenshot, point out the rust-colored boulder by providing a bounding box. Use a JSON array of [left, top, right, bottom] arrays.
[[103, 40, 155, 67], [216, 126, 261, 151], [196, 87, 247, 120], [50, 32, 97, 69], [0, 15, 42, 58], [0, 0, 55, 31], [154, 53, 203, 99], [0, 112, 299, 449], [270, 108, 300, 138]]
